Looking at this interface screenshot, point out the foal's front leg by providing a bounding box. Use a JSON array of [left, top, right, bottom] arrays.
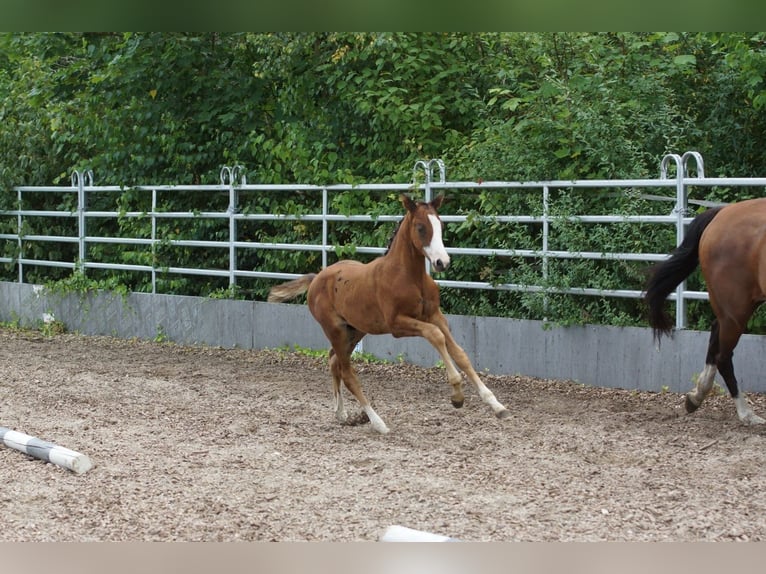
[[431, 343, 467, 409], [389, 316, 466, 408], [428, 312, 510, 419], [393, 314, 510, 419]]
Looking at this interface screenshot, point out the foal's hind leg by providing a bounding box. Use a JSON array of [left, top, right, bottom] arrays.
[[338, 355, 389, 434], [329, 328, 368, 425], [329, 351, 348, 424], [326, 325, 390, 434]]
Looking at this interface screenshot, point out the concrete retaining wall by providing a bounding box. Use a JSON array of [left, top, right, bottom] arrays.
[[2, 280, 765, 394]]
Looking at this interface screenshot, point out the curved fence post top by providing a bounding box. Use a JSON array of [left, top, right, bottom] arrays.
[[660, 153, 682, 180], [660, 151, 704, 179], [681, 151, 705, 179], [412, 159, 446, 185], [71, 169, 94, 188], [220, 165, 247, 186]]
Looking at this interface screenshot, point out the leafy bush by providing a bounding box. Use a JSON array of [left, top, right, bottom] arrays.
[[3, 32, 766, 331]]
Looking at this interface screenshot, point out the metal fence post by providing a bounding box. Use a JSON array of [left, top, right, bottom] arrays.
[[151, 187, 157, 294], [321, 187, 329, 269], [661, 153, 693, 331], [72, 170, 93, 275], [659, 151, 706, 331], [16, 186, 23, 283], [221, 165, 245, 289], [542, 184, 550, 316], [413, 159, 445, 204]]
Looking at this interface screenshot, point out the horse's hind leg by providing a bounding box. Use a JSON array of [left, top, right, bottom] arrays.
[[718, 355, 764, 425], [692, 315, 765, 424], [715, 318, 765, 425], [685, 320, 719, 414]]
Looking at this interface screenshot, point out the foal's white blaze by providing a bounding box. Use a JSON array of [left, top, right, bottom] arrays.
[[423, 214, 450, 270]]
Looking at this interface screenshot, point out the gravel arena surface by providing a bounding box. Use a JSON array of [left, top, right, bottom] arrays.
[[3, 327, 766, 542]]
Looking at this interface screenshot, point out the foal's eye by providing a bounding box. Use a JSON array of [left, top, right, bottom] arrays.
[[416, 223, 426, 237]]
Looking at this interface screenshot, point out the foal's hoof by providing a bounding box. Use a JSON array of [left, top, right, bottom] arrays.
[[342, 411, 370, 427], [451, 398, 464, 409], [496, 409, 511, 420], [684, 395, 700, 414]]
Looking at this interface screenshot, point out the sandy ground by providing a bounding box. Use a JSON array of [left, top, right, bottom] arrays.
[[2, 327, 766, 542]]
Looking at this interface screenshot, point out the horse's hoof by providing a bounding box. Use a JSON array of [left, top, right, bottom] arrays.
[[742, 413, 766, 425], [496, 409, 511, 420], [451, 399, 464, 409], [684, 395, 699, 414]]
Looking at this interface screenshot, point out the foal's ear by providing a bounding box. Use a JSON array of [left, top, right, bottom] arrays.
[[431, 194, 445, 210], [400, 193, 418, 213]]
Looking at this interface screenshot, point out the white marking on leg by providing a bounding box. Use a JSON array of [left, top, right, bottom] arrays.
[[735, 394, 766, 425], [423, 214, 450, 270], [688, 364, 716, 408], [363, 405, 390, 434], [474, 379, 509, 417]]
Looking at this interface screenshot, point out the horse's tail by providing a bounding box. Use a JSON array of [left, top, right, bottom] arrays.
[[644, 206, 723, 341], [267, 273, 317, 303]]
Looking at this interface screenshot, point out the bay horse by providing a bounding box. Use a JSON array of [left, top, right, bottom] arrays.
[[267, 193, 510, 434], [645, 197, 766, 425]]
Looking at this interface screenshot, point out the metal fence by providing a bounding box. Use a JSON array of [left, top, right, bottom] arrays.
[[3, 151, 766, 330]]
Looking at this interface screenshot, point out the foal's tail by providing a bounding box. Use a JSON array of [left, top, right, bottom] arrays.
[[644, 206, 723, 341], [267, 274, 317, 303]]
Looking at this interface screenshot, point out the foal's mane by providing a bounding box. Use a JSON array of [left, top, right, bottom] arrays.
[[384, 218, 404, 255], [383, 199, 420, 255]]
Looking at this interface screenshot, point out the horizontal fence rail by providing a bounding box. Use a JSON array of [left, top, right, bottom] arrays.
[[3, 152, 766, 330]]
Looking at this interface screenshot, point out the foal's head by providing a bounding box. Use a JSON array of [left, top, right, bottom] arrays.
[[399, 194, 450, 272]]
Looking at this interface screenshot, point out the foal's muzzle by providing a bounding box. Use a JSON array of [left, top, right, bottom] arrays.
[[432, 257, 449, 272]]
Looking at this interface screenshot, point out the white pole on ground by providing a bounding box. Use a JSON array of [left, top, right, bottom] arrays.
[[380, 525, 459, 542], [0, 427, 93, 474]]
